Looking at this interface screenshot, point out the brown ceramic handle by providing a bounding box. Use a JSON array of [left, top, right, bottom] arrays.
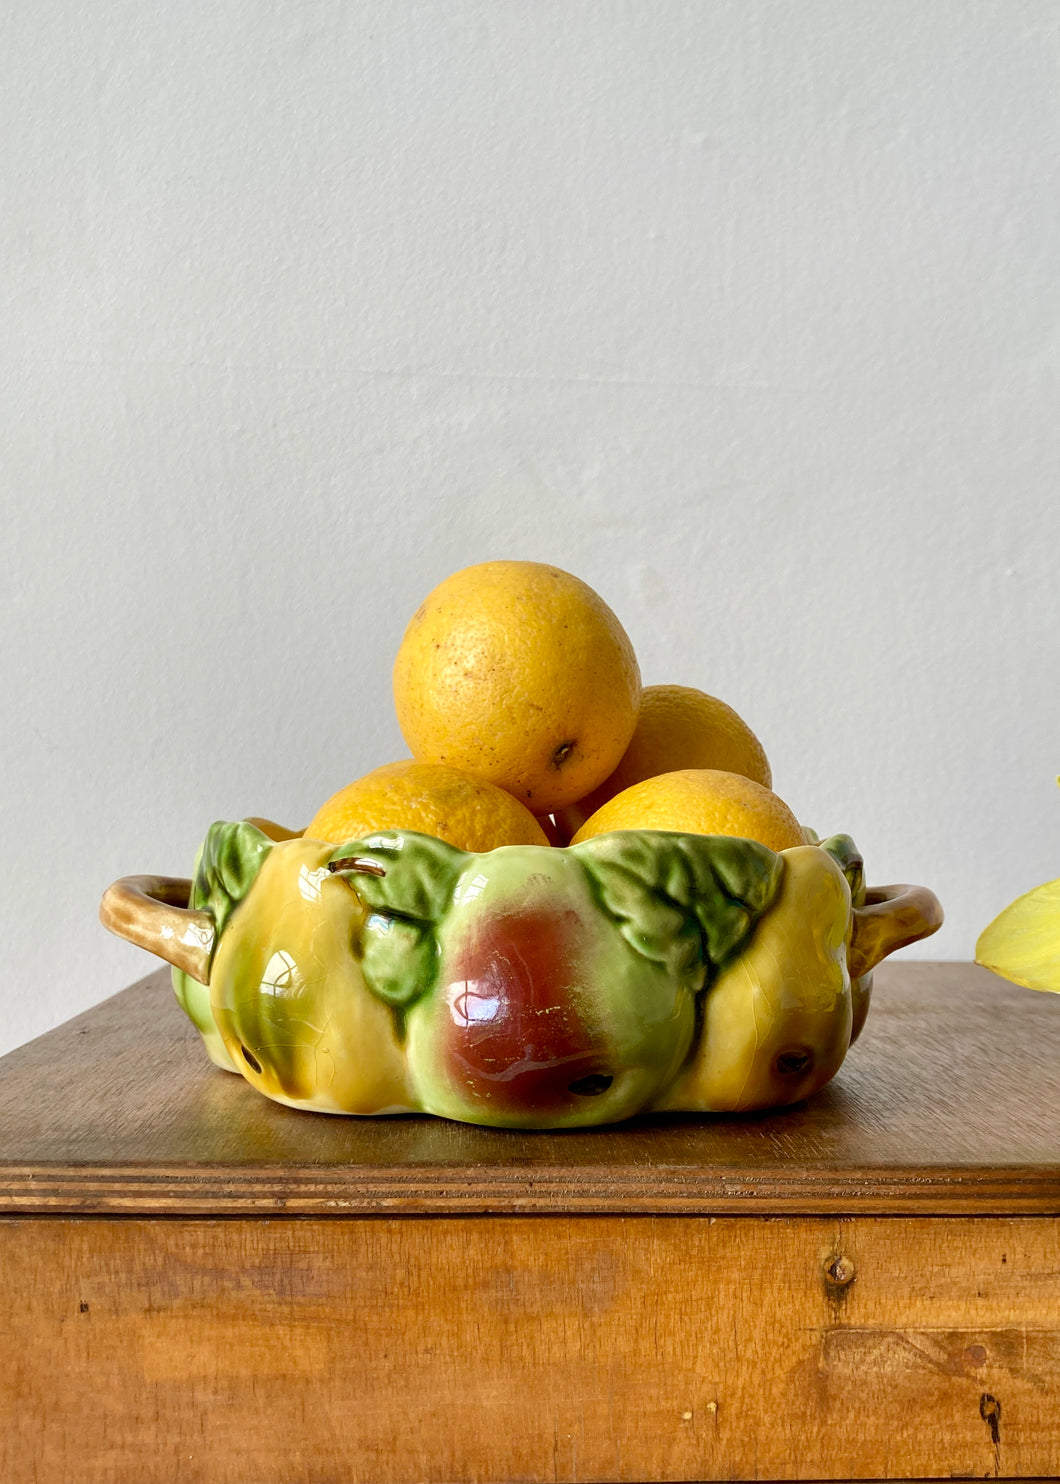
[[848, 882, 944, 980], [99, 876, 214, 985]]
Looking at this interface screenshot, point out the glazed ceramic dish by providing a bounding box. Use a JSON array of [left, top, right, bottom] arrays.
[[101, 820, 942, 1129]]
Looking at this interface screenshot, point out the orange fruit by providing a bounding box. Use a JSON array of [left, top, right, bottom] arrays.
[[570, 768, 805, 854], [393, 561, 641, 814], [305, 761, 549, 852], [556, 684, 772, 839]]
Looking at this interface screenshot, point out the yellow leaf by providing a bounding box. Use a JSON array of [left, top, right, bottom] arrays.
[[975, 878, 1060, 993]]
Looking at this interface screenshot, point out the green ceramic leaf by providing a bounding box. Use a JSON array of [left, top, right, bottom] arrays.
[[327, 832, 466, 1011], [327, 832, 464, 921], [574, 830, 785, 991], [190, 819, 274, 938], [819, 833, 866, 908], [360, 915, 438, 1011], [976, 878, 1060, 994], [171, 819, 273, 1067]]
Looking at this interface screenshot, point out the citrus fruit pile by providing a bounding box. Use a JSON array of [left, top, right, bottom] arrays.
[[303, 559, 806, 857]]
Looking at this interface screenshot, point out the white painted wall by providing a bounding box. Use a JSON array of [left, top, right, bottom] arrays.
[[3, 1, 1059, 1056]]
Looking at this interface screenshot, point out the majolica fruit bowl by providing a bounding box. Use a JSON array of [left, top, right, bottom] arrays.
[[101, 820, 943, 1129]]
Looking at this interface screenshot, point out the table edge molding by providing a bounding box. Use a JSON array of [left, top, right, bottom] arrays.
[[2, 1160, 1059, 1216]]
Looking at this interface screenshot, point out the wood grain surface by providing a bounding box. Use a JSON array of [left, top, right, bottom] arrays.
[[1, 963, 1058, 1215], [3, 1213, 1058, 1483]]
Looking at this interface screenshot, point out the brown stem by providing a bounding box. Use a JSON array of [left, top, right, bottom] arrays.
[[328, 857, 387, 877]]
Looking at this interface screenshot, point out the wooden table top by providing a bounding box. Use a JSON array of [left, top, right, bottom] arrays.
[[1, 961, 1058, 1217]]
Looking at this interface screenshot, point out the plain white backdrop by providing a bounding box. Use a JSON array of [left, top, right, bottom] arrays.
[[3, 1, 1059, 1056]]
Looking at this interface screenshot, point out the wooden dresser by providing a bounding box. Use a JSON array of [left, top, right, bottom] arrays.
[[1, 961, 1058, 1482]]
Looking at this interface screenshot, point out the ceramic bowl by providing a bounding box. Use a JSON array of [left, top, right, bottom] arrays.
[[101, 818, 942, 1129]]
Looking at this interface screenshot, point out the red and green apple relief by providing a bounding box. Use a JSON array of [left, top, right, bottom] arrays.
[[403, 847, 699, 1128]]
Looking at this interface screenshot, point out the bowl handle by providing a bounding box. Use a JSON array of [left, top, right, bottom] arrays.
[[848, 882, 944, 980], [100, 876, 214, 985]]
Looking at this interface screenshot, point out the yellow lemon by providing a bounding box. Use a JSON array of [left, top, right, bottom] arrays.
[[305, 761, 549, 852], [570, 768, 805, 854], [556, 684, 772, 839], [393, 561, 641, 814]]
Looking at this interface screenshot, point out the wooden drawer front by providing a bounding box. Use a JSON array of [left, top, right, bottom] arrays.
[[3, 1214, 1058, 1483]]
